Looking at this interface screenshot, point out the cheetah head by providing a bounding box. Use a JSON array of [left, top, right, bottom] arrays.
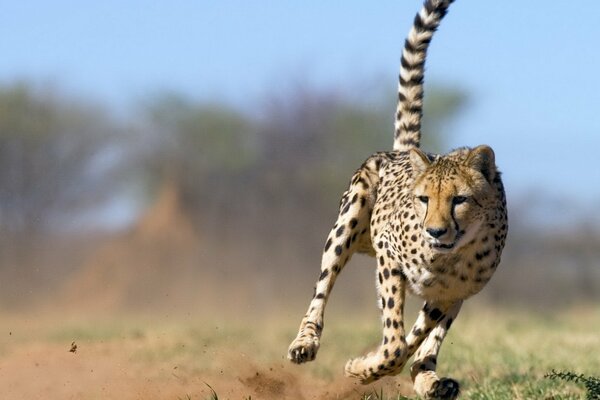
[[409, 145, 498, 253]]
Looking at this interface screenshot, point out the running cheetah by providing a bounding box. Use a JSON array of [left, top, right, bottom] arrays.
[[287, 0, 508, 398]]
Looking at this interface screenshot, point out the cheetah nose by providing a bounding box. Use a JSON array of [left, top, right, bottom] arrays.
[[426, 227, 448, 239]]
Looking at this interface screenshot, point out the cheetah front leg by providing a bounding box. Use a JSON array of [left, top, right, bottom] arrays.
[[410, 301, 463, 400], [344, 244, 409, 383], [288, 157, 381, 364]]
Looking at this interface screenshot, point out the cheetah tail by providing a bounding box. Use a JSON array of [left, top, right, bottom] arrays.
[[393, 0, 455, 152]]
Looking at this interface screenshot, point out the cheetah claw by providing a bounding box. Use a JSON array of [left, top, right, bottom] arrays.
[[287, 335, 320, 364]]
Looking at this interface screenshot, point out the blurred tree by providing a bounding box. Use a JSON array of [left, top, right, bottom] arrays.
[[0, 83, 121, 300], [137, 92, 259, 232], [137, 83, 468, 260]]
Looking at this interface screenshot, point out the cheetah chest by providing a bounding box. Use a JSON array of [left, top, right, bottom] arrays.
[[401, 248, 498, 301]]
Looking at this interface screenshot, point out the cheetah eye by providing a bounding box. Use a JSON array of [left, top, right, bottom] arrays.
[[417, 195, 429, 204], [452, 196, 468, 205]]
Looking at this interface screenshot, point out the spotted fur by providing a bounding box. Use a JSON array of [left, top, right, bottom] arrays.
[[288, 1, 507, 399]]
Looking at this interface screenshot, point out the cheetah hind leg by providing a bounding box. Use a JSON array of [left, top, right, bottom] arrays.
[[288, 156, 381, 364]]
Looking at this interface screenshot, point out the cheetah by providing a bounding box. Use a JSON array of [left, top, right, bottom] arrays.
[[287, 0, 508, 398]]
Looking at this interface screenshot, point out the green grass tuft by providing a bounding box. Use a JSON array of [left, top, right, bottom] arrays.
[[545, 370, 600, 400]]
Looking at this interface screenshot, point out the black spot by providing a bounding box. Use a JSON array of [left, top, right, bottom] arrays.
[[357, 177, 369, 189], [383, 336, 388, 345], [319, 270, 328, 280], [378, 273, 383, 284], [387, 298, 395, 309], [394, 348, 402, 358], [333, 264, 340, 273], [350, 218, 358, 229], [336, 225, 345, 237], [335, 245, 343, 256], [325, 238, 332, 252], [391, 268, 402, 276], [386, 318, 392, 328], [315, 293, 325, 299], [379, 256, 385, 266], [429, 308, 443, 321], [341, 203, 350, 215], [392, 319, 399, 329], [410, 234, 418, 242], [345, 237, 351, 249], [383, 349, 389, 358], [383, 268, 390, 279]]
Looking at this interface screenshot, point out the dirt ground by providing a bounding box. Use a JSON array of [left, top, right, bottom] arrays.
[[2, 305, 600, 400], [0, 314, 414, 400]]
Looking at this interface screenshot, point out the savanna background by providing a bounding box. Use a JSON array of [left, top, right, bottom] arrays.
[[1, 1, 599, 399]]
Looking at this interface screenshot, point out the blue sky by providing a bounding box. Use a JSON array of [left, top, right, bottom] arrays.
[[1, 1, 599, 210]]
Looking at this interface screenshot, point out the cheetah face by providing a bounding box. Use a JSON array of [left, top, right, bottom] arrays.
[[409, 145, 497, 253]]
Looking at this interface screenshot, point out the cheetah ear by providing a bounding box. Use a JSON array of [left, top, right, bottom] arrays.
[[466, 145, 496, 183], [409, 148, 431, 176]]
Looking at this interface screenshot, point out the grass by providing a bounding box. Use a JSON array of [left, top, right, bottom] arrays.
[[2, 306, 599, 399]]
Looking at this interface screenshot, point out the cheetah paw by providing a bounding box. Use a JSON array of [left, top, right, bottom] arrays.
[[344, 355, 381, 384], [426, 377, 460, 400], [287, 334, 320, 364]]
